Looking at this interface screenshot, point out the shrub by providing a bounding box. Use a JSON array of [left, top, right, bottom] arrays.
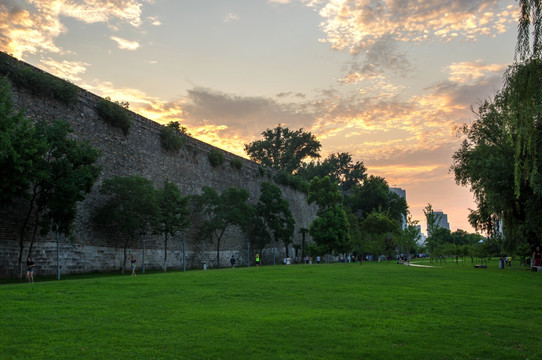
[[160, 122, 186, 152], [258, 165, 269, 178], [97, 98, 131, 135], [0, 52, 78, 105], [230, 158, 243, 170], [208, 148, 225, 167], [275, 170, 309, 194]]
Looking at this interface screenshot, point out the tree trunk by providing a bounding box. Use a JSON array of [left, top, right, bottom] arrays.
[[122, 238, 128, 274], [17, 188, 39, 278]]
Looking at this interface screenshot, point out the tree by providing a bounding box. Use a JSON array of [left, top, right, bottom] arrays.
[[307, 176, 350, 255], [504, 0, 542, 198], [346, 175, 407, 223], [95, 175, 159, 273], [155, 179, 190, 272], [10, 118, 101, 277], [360, 211, 401, 261], [397, 216, 421, 259], [423, 203, 443, 238], [451, 91, 542, 250], [298, 152, 367, 192], [516, 0, 542, 61], [193, 186, 252, 268], [256, 182, 295, 257], [0, 78, 44, 205], [244, 124, 321, 174]]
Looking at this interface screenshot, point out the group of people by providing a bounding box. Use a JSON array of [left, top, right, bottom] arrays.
[[229, 253, 259, 268], [21, 245, 542, 278]]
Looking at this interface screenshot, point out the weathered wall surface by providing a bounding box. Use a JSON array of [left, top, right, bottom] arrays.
[[0, 67, 316, 277]]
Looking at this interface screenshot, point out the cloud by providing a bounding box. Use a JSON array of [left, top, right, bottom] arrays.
[[147, 16, 161, 26], [306, 0, 516, 79], [223, 13, 239, 23], [0, 1, 64, 58], [39, 57, 89, 82], [33, 0, 143, 27], [110, 36, 140, 50], [445, 60, 506, 84], [311, 0, 517, 52], [0, 0, 145, 59]]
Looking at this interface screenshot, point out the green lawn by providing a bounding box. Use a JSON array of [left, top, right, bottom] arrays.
[[1, 261, 541, 359]]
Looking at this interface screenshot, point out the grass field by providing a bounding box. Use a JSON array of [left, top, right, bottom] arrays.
[[1, 260, 541, 359]]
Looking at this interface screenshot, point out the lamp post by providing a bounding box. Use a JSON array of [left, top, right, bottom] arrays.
[[202, 238, 206, 270], [56, 232, 60, 280], [247, 239, 250, 268], [182, 232, 186, 272]]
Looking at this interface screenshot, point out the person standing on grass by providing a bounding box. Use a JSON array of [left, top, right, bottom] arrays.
[[255, 253, 260, 267], [131, 255, 137, 276], [26, 257, 34, 283], [532, 246, 542, 267], [230, 255, 236, 268]]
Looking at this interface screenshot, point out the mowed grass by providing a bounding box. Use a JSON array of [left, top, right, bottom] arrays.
[[1, 261, 541, 360]]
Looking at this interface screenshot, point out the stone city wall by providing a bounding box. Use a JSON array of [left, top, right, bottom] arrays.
[[0, 62, 316, 277]]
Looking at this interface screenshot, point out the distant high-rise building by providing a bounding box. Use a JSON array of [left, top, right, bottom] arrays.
[[426, 210, 450, 236], [433, 211, 450, 230], [415, 225, 426, 245], [390, 187, 406, 199], [390, 187, 407, 230]]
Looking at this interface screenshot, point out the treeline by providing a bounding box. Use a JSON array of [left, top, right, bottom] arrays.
[[244, 125, 418, 261]]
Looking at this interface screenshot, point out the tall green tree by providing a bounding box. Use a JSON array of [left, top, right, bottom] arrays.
[[516, 0, 542, 61], [244, 124, 321, 174], [397, 216, 421, 259], [193, 186, 252, 268], [346, 175, 407, 224], [503, 1, 542, 197], [155, 179, 190, 272], [256, 182, 295, 257], [423, 203, 443, 238], [307, 176, 350, 255], [95, 175, 158, 273], [0, 78, 44, 205], [451, 91, 542, 250], [13, 119, 101, 277], [360, 211, 401, 260], [298, 152, 367, 192]]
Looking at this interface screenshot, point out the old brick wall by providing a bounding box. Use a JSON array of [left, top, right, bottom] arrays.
[[0, 66, 317, 277]]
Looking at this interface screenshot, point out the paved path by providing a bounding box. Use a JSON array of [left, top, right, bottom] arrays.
[[403, 262, 440, 268]]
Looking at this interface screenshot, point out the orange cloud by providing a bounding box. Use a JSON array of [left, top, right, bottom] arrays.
[[0, 0, 144, 59], [0, 3, 64, 58], [309, 1, 517, 53], [446, 60, 507, 83], [32, 0, 143, 27]]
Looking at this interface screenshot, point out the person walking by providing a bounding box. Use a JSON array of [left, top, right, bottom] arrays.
[[230, 255, 236, 268], [131, 255, 137, 276], [255, 253, 260, 267], [532, 246, 542, 267], [26, 257, 34, 283]]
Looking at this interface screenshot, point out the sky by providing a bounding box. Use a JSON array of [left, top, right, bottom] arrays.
[[0, 0, 521, 234]]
